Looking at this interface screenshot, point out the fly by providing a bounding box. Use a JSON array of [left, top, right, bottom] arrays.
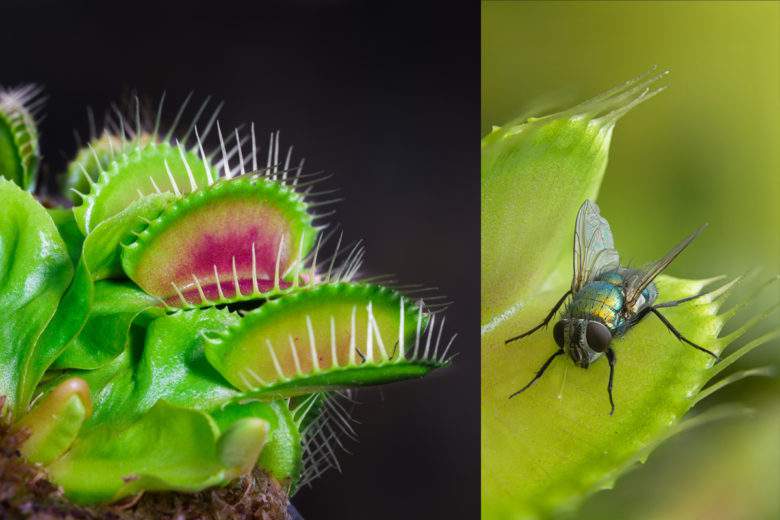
[[505, 200, 718, 415]]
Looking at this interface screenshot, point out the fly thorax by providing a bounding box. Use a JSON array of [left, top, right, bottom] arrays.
[[628, 282, 659, 313]]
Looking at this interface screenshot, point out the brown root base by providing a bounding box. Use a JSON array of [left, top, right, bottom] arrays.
[[1, 397, 290, 520]]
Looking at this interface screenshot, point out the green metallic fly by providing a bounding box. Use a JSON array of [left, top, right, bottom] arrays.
[[506, 200, 718, 415]]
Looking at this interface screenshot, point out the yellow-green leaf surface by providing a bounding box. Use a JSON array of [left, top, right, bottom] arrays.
[[481, 274, 773, 519], [481, 69, 667, 327], [480, 70, 778, 519]]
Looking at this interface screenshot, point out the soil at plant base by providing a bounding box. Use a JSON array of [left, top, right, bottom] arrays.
[[0, 397, 291, 520]]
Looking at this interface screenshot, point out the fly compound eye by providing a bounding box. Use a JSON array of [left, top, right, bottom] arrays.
[[585, 321, 612, 352], [553, 321, 565, 348]]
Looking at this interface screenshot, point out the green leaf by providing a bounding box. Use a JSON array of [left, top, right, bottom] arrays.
[[128, 308, 240, 417], [217, 417, 270, 480], [204, 283, 447, 400], [47, 208, 85, 266], [60, 308, 239, 427], [47, 401, 228, 504], [82, 192, 173, 280], [45, 309, 300, 503], [0, 86, 41, 190], [0, 178, 72, 414], [578, 404, 780, 519], [59, 337, 139, 427], [211, 400, 302, 483], [481, 69, 668, 327], [20, 259, 94, 407], [15, 378, 92, 465], [53, 280, 161, 370]]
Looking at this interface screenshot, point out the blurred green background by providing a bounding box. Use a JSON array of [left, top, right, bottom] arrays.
[[483, 1, 779, 518]]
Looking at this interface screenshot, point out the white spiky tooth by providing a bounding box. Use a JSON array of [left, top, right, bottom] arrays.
[[423, 312, 436, 360], [287, 335, 303, 375], [170, 282, 188, 307], [305, 315, 321, 373], [273, 235, 284, 290], [213, 264, 226, 301], [78, 163, 96, 187], [246, 367, 268, 387], [413, 302, 424, 360], [266, 132, 274, 172], [195, 127, 214, 186], [348, 305, 357, 365], [329, 316, 339, 368], [133, 96, 142, 139], [238, 371, 253, 390], [199, 100, 223, 145], [440, 333, 457, 363], [266, 339, 287, 381], [273, 131, 280, 177], [326, 231, 343, 283], [250, 122, 258, 172], [282, 145, 293, 181], [231, 256, 242, 297], [435, 315, 446, 361], [216, 121, 231, 179], [177, 140, 199, 191], [235, 128, 245, 175], [191, 274, 208, 304], [368, 303, 388, 361], [163, 159, 181, 195], [365, 302, 375, 362], [397, 298, 406, 361], [250, 242, 260, 295], [146, 176, 159, 193]]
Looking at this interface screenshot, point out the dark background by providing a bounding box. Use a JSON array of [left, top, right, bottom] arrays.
[[1, 1, 479, 519]]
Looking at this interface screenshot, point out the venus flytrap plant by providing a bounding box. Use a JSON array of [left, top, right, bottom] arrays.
[[0, 85, 42, 191], [0, 88, 453, 515], [481, 70, 779, 519]]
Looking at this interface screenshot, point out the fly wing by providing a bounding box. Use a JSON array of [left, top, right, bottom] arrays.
[[571, 200, 620, 292], [624, 224, 708, 306]]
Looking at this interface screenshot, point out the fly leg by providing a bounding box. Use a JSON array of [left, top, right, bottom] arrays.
[[509, 349, 563, 399], [636, 306, 719, 360], [606, 348, 616, 415], [652, 291, 710, 309], [505, 290, 571, 344]]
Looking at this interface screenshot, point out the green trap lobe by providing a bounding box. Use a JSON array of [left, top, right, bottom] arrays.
[[205, 283, 440, 398], [0, 87, 40, 190], [63, 132, 156, 201], [121, 177, 315, 306], [73, 142, 211, 234]]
